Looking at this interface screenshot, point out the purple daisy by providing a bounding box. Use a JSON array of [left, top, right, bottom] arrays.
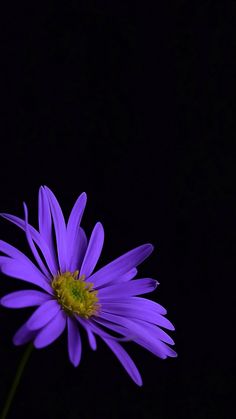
[[0, 186, 176, 386]]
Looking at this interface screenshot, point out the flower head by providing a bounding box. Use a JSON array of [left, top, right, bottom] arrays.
[[0, 186, 176, 386]]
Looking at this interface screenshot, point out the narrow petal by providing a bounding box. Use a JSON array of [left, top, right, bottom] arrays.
[[100, 302, 174, 329], [23, 203, 50, 279], [0, 240, 36, 266], [86, 327, 97, 350], [67, 193, 87, 269], [0, 256, 12, 265], [67, 317, 82, 366], [68, 227, 88, 272], [89, 244, 153, 288], [44, 186, 67, 272], [1, 290, 51, 308], [76, 318, 97, 350], [104, 268, 138, 287], [80, 222, 104, 278], [118, 268, 138, 282], [0, 259, 53, 293], [38, 187, 57, 268], [93, 317, 131, 339], [96, 312, 174, 345], [27, 300, 60, 330], [101, 296, 167, 315], [134, 334, 177, 359], [34, 310, 66, 348], [0, 214, 58, 275], [38, 186, 52, 244], [98, 278, 158, 299], [79, 317, 129, 343], [13, 321, 36, 346], [135, 319, 175, 346], [102, 338, 142, 386], [96, 312, 175, 358]]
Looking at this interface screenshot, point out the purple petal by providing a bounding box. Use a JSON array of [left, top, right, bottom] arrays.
[[86, 327, 97, 350], [80, 222, 104, 278], [77, 318, 97, 350], [135, 319, 175, 346], [0, 259, 53, 294], [23, 203, 50, 279], [98, 278, 158, 299], [0, 240, 36, 266], [13, 321, 36, 346], [34, 310, 66, 348], [89, 244, 153, 288], [95, 315, 174, 346], [100, 302, 174, 330], [0, 256, 12, 265], [68, 227, 88, 272], [1, 290, 51, 308], [79, 317, 129, 343], [0, 214, 58, 275], [27, 300, 60, 330], [102, 338, 142, 386], [66, 193, 87, 269], [118, 268, 138, 281], [102, 296, 167, 315], [93, 317, 131, 338], [44, 186, 67, 272], [134, 334, 177, 359], [38, 187, 57, 267], [67, 317, 82, 367], [96, 312, 176, 358], [104, 268, 138, 287]]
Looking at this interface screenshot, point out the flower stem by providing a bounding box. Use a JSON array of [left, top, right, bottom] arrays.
[[0, 343, 34, 419]]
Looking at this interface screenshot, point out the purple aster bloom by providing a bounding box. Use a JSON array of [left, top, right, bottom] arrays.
[[0, 186, 176, 386]]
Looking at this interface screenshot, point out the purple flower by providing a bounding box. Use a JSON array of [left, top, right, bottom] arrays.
[[0, 186, 176, 386]]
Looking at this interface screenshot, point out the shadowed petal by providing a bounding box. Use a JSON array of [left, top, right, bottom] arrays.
[[0, 214, 58, 275], [68, 227, 88, 272], [80, 222, 104, 278], [0, 259, 53, 293], [27, 300, 60, 330], [44, 186, 67, 272], [67, 193, 87, 269], [1, 290, 51, 308], [34, 310, 66, 348], [102, 338, 142, 386], [98, 278, 158, 299], [67, 317, 82, 367], [13, 321, 37, 346], [89, 244, 153, 288]]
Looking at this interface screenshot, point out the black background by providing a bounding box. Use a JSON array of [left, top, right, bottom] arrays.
[[0, 3, 234, 419]]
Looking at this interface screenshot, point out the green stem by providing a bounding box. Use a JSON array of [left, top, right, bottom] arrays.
[[0, 343, 34, 419]]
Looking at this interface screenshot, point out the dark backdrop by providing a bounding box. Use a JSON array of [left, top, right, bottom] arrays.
[[0, 4, 234, 419]]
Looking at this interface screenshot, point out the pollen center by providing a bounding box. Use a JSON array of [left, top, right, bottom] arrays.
[[52, 271, 99, 318]]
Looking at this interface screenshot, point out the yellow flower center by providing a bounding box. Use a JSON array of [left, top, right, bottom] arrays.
[[52, 271, 99, 318]]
